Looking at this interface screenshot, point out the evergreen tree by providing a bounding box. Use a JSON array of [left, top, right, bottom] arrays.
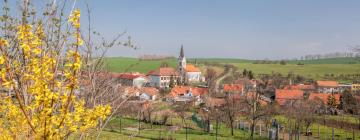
[[327, 94, 337, 108], [169, 75, 175, 88]]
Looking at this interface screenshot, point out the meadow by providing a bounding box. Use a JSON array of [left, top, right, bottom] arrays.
[[105, 57, 360, 81]]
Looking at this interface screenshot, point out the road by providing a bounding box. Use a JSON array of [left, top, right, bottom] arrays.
[[214, 66, 234, 93]]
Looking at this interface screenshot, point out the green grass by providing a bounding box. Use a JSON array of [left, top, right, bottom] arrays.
[[233, 63, 360, 79], [71, 117, 269, 140], [273, 115, 360, 140], [104, 57, 360, 82]]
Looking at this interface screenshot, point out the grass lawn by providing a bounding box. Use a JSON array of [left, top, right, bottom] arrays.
[[71, 117, 269, 140], [273, 115, 360, 140]]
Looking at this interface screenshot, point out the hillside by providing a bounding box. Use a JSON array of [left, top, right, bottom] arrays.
[[104, 57, 360, 81]]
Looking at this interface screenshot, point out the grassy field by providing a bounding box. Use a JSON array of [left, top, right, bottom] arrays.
[[105, 57, 360, 81], [71, 117, 268, 140]]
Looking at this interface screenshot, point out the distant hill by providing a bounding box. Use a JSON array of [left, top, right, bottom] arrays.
[[287, 57, 359, 64]]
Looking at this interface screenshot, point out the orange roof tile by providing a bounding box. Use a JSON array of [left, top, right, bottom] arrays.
[[148, 67, 179, 76], [168, 86, 208, 98], [141, 87, 159, 96], [275, 89, 304, 105], [223, 84, 243, 92], [316, 81, 338, 87], [185, 64, 201, 72], [308, 93, 340, 104]]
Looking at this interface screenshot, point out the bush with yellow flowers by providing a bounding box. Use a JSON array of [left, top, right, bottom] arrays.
[[0, 6, 111, 140]]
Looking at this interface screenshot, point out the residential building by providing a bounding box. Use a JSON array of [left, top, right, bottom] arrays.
[[316, 81, 340, 93], [147, 67, 179, 89], [275, 89, 304, 105], [223, 84, 244, 94], [139, 87, 159, 101], [352, 83, 360, 93], [166, 86, 208, 104], [111, 73, 148, 87], [308, 93, 341, 105]]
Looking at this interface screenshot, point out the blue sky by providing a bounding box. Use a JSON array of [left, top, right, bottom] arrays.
[[4, 0, 360, 59]]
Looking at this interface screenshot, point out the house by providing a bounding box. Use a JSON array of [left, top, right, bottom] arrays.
[[178, 45, 202, 83], [111, 73, 148, 87], [308, 93, 341, 105], [147, 67, 179, 89], [116, 86, 141, 99], [166, 86, 208, 104], [275, 89, 304, 105], [316, 81, 340, 93], [351, 82, 360, 93], [223, 84, 244, 94], [139, 87, 159, 101], [284, 84, 316, 91]]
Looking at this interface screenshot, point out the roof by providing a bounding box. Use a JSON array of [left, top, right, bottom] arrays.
[[275, 89, 304, 105], [112, 73, 145, 80], [167, 86, 208, 98], [185, 64, 201, 72], [141, 87, 159, 96], [284, 84, 315, 90], [148, 67, 179, 76], [316, 81, 339, 87], [308, 93, 341, 104], [223, 84, 243, 92]]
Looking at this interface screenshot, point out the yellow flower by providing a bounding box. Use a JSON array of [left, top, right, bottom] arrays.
[[0, 38, 8, 47]]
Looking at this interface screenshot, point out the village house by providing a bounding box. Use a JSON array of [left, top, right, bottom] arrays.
[[147, 67, 179, 89], [308, 93, 341, 105], [166, 86, 208, 105], [351, 82, 360, 93], [139, 87, 160, 101], [275, 89, 304, 105], [178, 46, 202, 83], [284, 84, 316, 94], [222, 84, 244, 94], [316, 80, 340, 93], [111, 73, 148, 87]]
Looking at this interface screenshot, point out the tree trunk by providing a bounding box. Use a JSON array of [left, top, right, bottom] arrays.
[[230, 120, 234, 136], [216, 119, 219, 140], [250, 122, 255, 138]]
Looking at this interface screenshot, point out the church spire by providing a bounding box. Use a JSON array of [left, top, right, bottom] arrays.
[[180, 45, 184, 58]]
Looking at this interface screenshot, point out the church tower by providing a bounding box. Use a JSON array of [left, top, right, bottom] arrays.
[[178, 45, 187, 82]]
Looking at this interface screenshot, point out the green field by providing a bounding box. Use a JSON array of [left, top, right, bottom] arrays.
[[71, 117, 268, 140], [105, 57, 360, 81]]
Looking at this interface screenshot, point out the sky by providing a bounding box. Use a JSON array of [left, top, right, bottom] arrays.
[[4, 0, 360, 59]]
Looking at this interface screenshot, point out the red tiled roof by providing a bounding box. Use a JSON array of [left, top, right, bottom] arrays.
[[284, 84, 315, 90], [308, 93, 341, 104], [275, 89, 304, 105], [316, 81, 338, 87], [141, 87, 159, 96], [168, 86, 208, 98], [148, 67, 179, 76], [185, 64, 201, 72], [223, 84, 243, 92]]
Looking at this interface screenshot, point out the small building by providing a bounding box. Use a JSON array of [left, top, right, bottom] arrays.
[[111, 73, 148, 87], [308, 93, 341, 105], [223, 84, 244, 94], [166, 86, 208, 104], [139, 87, 159, 101], [316, 81, 340, 93], [147, 67, 179, 89], [275, 89, 304, 105], [351, 83, 360, 93]]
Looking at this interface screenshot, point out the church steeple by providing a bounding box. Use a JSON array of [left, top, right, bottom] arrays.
[[180, 45, 184, 58]]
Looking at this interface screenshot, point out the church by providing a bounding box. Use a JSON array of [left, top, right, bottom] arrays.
[[178, 45, 202, 83]]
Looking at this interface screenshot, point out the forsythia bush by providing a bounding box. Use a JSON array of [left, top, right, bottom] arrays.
[[0, 9, 111, 139]]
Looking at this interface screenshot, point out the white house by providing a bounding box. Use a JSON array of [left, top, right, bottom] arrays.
[[139, 87, 159, 101], [112, 73, 148, 88], [147, 67, 179, 89]]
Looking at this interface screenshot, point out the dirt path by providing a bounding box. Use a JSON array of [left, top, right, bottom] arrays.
[[214, 67, 233, 93]]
